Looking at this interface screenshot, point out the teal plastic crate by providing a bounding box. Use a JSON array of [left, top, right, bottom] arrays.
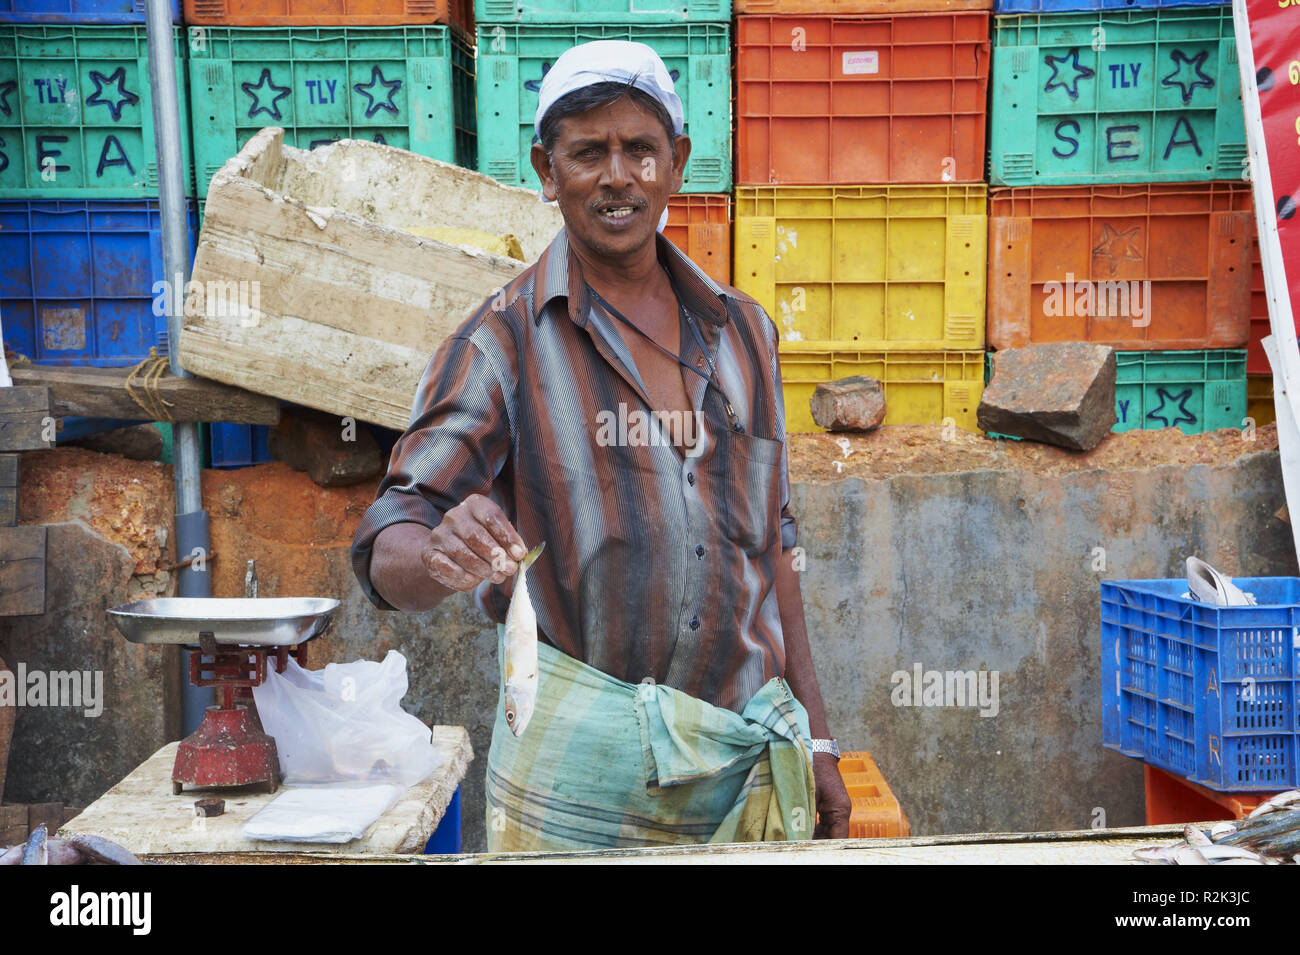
[[475, 22, 731, 194], [1114, 349, 1246, 434], [989, 9, 1246, 186], [0, 24, 194, 198], [475, 0, 728, 22], [188, 25, 476, 198]]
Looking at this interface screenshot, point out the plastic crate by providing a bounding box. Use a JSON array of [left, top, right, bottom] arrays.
[[1113, 349, 1246, 434], [989, 9, 1245, 186], [475, 22, 730, 194], [208, 422, 271, 468], [476, 0, 724, 21], [735, 184, 986, 350], [738, 0, 990, 9], [736, 13, 990, 185], [779, 343, 984, 432], [0, 24, 194, 198], [1247, 375, 1274, 428], [1246, 230, 1297, 377], [156, 421, 210, 467], [1143, 765, 1271, 827], [0, 0, 181, 22], [422, 784, 462, 853], [184, 0, 471, 29], [0, 198, 199, 366], [1100, 576, 1300, 791], [837, 751, 910, 839], [987, 183, 1252, 351], [997, 0, 1229, 9], [663, 194, 729, 287], [189, 25, 476, 198]]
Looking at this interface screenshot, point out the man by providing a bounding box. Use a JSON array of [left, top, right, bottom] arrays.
[[351, 40, 851, 851]]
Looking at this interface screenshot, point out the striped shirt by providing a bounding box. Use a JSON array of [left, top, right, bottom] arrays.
[[350, 225, 798, 713]]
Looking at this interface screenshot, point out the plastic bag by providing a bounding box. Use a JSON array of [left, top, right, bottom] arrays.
[[251, 650, 442, 787], [241, 783, 403, 843]]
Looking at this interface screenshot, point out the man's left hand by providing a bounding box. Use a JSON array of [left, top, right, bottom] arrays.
[[812, 752, 851, 839]]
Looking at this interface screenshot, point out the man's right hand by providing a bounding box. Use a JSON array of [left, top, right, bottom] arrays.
[[420, 493, 528, 592]]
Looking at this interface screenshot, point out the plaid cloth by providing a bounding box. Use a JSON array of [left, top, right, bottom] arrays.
[[485, 625, 815, 852]]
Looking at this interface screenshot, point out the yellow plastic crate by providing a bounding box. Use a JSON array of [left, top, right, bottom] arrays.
[[1248, 375, 1276, 427], [734, 184, 987, 351], [837, 751, 910, 840], [779, 343, 984, 433]]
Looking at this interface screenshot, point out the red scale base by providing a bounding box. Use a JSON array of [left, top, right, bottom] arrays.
[[172, 641, 293, 795]]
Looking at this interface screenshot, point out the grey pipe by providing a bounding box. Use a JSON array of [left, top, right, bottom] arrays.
[[146, 1, 211, 733]]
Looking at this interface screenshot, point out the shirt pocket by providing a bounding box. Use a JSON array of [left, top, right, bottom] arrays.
[[712, 430, 783, 558]]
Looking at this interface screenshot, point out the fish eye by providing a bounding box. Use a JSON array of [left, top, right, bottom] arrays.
[[505, 708, 515, 723]]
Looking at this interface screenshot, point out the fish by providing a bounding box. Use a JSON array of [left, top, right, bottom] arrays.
[[68, 833, 144, 866], [1196, 844, 1269, 862], [1210, 822, 1237, 839], [1214, 809, 1300, 846], [502, 541, 546, 739], [1173, 846, 1210, 865], [1183, 824, 1211, 846], [20, 824, 47, 865], [0, 844, 22, 865], [45, 839, 84, 866], [1246, 789, 1300, 820]]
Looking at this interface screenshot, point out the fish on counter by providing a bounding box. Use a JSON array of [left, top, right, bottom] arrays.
[[1133, 788, 1300, 865], [0, 824, 145, 865], [503, 541, 546, 739]]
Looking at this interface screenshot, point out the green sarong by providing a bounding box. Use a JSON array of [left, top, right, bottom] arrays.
[[486, 625, 816, 852]]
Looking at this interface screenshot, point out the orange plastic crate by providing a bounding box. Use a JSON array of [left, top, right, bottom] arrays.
[[1144, 765, 1272, 827], [183, 0, 472, 29], [735, 12, 990, 185], [836, 750, 910, 838], [664, 195, 731, 287], [987, 182, 1253, 351], [738, 0, 989, 9]]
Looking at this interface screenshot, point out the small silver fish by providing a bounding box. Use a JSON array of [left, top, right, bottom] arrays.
[[20, 824, 47, 865], [1174, 846, 1210, 865], [1246, 790, 1300, 820], [503, 542, 546, 738], [0, 844, 22, 865], [1133, 841, 1184, 864], [1210, 822, 1237, 839], [1196, 844, 1268, 862], [1183, 824, 1212, 846], [68, 833, 144, 866]]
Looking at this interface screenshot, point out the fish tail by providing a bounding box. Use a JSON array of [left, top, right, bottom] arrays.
[[518, 541, 546, 571]]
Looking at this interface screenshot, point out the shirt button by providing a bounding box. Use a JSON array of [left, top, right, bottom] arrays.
[[695, 544, 704, 558], [687, 473, 695, 486], [689, 616, 700, 631]]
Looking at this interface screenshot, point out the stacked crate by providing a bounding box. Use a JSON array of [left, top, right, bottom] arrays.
[[472, 0, 734, 285], [986, 3, 1252, 437], [182, 0, 475, 465], [731, 2, 992, 433]]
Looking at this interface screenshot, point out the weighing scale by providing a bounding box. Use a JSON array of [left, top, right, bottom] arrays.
[[108, 597, 339, 794]]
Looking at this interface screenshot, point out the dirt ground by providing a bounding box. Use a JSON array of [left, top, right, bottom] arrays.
[[787, 423, 1280, 483]]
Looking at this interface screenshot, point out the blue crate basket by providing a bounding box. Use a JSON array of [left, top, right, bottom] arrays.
[[995, 0, 1228, 10], [208, 423, 272, 469], [1101, 577, 1300, 791], [423, 785, 462, 854], [0, 0, 181, 22], [0, 198, 198, 367]]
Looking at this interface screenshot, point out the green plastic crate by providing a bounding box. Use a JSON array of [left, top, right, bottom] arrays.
[[989, 9, 1246, 186], [188, 25, 476, 198], [0, 24, 194, 198], [475, 0, 728, 22], [156, 421, 209, 468], [1114, 349, 1247, 434], [475, 22, 731, 194]]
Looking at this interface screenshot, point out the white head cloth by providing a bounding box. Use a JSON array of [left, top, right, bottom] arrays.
[[533, 40, 683, 233]]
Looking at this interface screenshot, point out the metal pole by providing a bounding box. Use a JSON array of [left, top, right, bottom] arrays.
[[146, 0, 211, 733]]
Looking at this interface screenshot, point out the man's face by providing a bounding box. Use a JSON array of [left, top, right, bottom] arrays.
[[531, 95, 691, 261]]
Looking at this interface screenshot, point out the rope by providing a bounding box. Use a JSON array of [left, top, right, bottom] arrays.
[[124, 347, 176, 422]]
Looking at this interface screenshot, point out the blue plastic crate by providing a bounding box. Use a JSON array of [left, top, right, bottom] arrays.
[[0, 198, 198, 366], [208, 422, 272, 469], [995, 0, 1228, 10], [423, 785, 462, 854], [0, 0, 180, 23], [1101, 577, 1300, 791]]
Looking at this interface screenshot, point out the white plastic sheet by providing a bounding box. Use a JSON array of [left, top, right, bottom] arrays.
[[240, 783, 403, 843]]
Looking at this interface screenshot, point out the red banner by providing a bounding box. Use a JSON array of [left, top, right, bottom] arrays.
[[1243, 0, 1300, 331]]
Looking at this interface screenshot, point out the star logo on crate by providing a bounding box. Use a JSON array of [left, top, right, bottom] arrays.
[[353, 66, 402, 120], [523, 61, 680, 94], [0, 79, 15, 117], [1091, 223, 1143, 276], [241, 69, 290, 122], [1043, 49, 1095, 101], [1146, 388, 1197, 429], [85, 68, 139, 122], [1161, 49, 1214, 106]]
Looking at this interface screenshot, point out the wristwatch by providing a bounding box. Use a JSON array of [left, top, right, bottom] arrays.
[[810, 738, 840, 760]]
